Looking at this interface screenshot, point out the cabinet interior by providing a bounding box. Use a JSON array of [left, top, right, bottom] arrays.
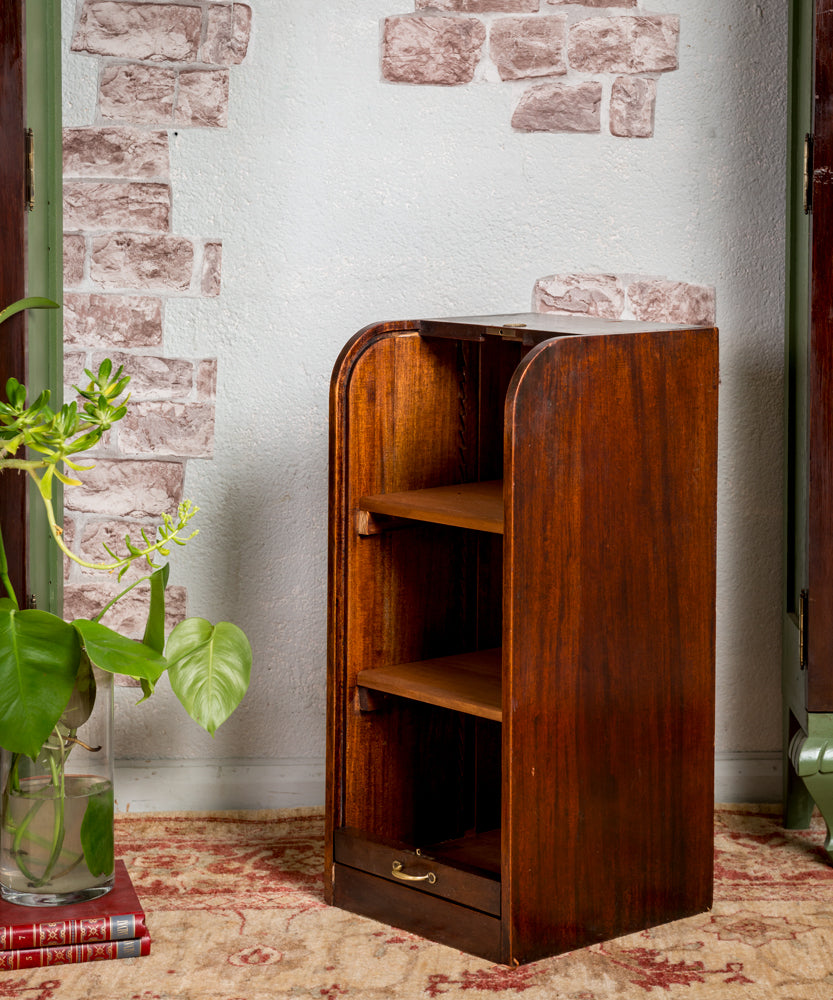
[[340, 334, 522, 878]]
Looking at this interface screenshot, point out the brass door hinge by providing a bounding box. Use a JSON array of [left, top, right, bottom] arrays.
[[804, 133, 814, 215], [800, 588, 809, 670]]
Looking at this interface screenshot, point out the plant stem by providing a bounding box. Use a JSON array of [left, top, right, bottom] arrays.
[[0, 523, 18, 607]]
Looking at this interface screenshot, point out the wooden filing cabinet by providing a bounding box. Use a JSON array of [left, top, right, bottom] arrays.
[[326, 313, 718, 966]]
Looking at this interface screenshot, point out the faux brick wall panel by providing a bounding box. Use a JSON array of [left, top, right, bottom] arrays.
[[117, 402, 216, 459], [72, 2, 202, 62], [90, 352, 195, 400], [628, 279, 717, 326], [64, 294, 164, 349], [490, 16, 567, 81], [63, 128, 169, 180], [202, 3, 253, 65], [90, 233, 195, 291], [63, 351, 87, 388], [609, 76, 657, 137], [99, 64, 177, 124], [533, 273, 625, 318], [175, 69, 230, 128], [511, 81, 602, 133], [197, 359, 218, 400], [64, 459, 185, 518], [64, 181, 171, 233], [64, 235, 86, 287], [382, 15, 487, 85], [201, 242, 223, 297], [567, 16, 679, 74], [417, 0, 539, 10], [549, 0, 636, 7], [63, 582, 186, 641], [77, 519, 163, 582]]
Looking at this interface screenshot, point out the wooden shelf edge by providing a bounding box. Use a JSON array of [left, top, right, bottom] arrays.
[[357, 648, 502, 722], [358, 481, 504, 534]]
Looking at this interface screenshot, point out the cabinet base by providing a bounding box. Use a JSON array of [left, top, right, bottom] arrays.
[[332, 863, 503, 964]]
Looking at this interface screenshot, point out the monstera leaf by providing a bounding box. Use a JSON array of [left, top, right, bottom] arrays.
[[166, 618, 252, 736], [0, 606, 80, 758], [72, 619, 166, 685]]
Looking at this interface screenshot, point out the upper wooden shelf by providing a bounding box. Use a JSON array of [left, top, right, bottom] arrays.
[[359, 481, 503, 534], [357, 648, 502, 722]]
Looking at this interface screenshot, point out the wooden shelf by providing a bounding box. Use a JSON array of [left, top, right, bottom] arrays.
[[359, 481, 503, 534], [357, 648, 502, 722]]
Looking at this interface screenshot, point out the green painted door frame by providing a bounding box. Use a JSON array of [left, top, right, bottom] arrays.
[[25, 0, 62, 615]]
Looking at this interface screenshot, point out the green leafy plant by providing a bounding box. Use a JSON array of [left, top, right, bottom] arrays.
[[0, 299, 252, 892]]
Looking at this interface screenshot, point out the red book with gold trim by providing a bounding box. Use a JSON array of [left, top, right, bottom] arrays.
[[0, 933, 150, 969], [0, 860, 147, 951]]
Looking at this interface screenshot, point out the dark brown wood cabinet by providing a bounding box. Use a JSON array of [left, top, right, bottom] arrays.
[[326, 313, 718, 966]]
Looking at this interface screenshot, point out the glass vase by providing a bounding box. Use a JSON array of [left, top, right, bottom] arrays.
[[0, 665, 114, 906]]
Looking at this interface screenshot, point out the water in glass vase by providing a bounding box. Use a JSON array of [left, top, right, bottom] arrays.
[[0, 774, 114, 906]]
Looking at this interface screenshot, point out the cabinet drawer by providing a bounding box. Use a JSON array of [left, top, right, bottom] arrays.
[[333, 828, 501, 916]]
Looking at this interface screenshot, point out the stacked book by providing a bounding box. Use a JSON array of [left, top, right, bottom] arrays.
[[0, 860, 150, 969]]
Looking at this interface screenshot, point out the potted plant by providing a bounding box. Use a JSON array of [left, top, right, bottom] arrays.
[[0, 301, 251, 905]]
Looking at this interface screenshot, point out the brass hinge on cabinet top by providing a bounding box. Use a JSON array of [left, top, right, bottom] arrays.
[[804, 133, 814, 215], [25, 129, 35, 211], [800, 588, 809, 670]]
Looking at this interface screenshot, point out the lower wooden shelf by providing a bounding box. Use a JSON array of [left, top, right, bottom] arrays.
[[356, 648, 502, 722]]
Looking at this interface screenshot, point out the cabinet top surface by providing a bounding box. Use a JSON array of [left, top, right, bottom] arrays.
[[418, 313, 715, 345]]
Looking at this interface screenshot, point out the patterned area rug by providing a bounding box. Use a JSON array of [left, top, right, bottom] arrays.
[[2, 804, 833, 999]]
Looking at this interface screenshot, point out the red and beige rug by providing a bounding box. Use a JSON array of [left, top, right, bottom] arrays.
[[1, 804, 833, 999]]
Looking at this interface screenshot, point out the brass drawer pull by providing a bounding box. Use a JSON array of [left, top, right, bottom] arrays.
[[391, 860, 436, 884]]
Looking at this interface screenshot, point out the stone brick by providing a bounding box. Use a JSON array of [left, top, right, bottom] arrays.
[[610, 76, 656, 138], [64, 294, 164, 349], [64, 459, 184, 518], [63, 581, 186, 641], [382, 15, 486, 86], [78, 518, 162, 581], [197, 360, 218, 400], [64, 181, 171, 232], [90, 233, 195, 292], [174, 70, 230, 128], [72, 2, 201, 62], [202, 3, 252, 65], [201, 242, 223, 297], [549, 0, 635, 6], [490, 16, 566, 81], [63, 351, 88, 389], [416, 0, 539, 10], [117, 402, 215, 459], [533, 273, 624, 318], [627, 279, 716, 326], [99, 64, 176, 125], [568, 16, 679, 74], [511, 81, 601, 133], [62, 516, 76, 581], [91, 351, 195, 400], [63, 128, 169, 181], [64, 235, 86, 286]]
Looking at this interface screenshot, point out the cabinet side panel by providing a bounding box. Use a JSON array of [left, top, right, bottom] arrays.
[[328, 330, 482, 849], [503, 329, 718, 963]]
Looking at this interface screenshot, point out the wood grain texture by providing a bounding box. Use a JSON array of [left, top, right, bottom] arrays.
[[357, 648, 502, 721], [0, 0, 27, 601], [503, 328, 718, 963], [359, 481, 503, 534], [808, 2, 833, 709]]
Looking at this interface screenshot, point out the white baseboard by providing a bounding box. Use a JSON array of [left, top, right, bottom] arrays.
[[114, 758, 326, 813], [114, 753, 783, 813], [715, 752, 782, 803]]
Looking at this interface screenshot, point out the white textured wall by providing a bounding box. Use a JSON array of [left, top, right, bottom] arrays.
[[62, 1, 788, 798]]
